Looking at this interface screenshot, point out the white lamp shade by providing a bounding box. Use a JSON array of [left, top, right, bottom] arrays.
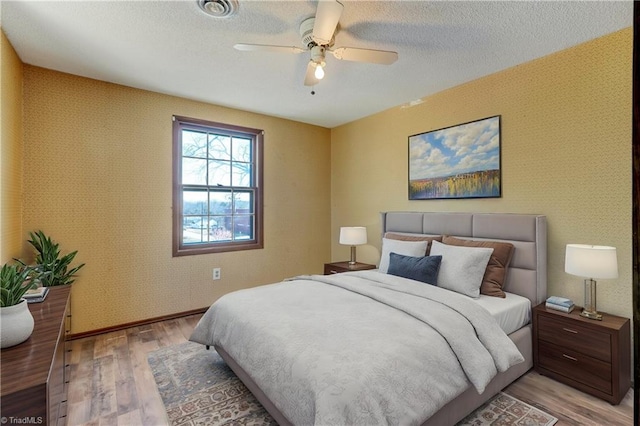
[[339, 227, 367, 245], [565, 244, 618, 279]]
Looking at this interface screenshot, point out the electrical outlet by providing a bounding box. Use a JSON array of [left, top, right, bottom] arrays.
[[213, 268, 221, 280]]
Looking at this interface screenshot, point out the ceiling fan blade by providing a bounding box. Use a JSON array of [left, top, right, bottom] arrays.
[[329, 47, 398, 65], [312, 0, 343, 45], [304, 61, 320, 86], [234, 44, 306, 54]]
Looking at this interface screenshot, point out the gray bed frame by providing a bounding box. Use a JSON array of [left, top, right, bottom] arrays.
[[215, 211, 548, 425]]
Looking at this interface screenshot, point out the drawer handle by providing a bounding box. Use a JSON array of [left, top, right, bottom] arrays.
[[562, 327, 578, 334], [562, 354, 578, 361], [329, 270, 339, 274]]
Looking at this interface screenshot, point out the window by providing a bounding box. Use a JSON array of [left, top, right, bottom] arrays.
[[172, 116, 263, 256]]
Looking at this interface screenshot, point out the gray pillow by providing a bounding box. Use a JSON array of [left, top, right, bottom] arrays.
[[379, 238, 429, 273], [387, 252, 442, 285], [429, 240, 493, 298]]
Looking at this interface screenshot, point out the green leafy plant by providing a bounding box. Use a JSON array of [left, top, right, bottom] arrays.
[[19, 231, 85, 287], [0, 263, 37, 307]]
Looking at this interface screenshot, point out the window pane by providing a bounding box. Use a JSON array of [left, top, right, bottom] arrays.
[[233, 191, 254, 214], [209, 134, 231, 160], [209, 190, 232, 215], [182, 215, 207, 244], [232, 162, 251, 187], [232, 137, 251, 162], [210, 216, 233, 241], [183, 190, 208, 215], [234, 215, 253, 239], [208, 160, 231, 186], [182, 130, 208, 158], [182, 158, 207, 185]]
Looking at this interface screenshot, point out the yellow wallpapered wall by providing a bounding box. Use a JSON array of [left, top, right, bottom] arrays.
[[331, 28, 633, 322], [21, 67, 331, 334], [0, 30, 23, 262], [9, 28, 634, 334]]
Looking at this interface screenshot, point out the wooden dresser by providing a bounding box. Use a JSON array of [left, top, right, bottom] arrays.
[[533, 303, 630, 404], [1, 286, 72, 425]]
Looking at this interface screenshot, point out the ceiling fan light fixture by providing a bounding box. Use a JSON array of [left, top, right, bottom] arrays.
[[233, 0, 398, 88], [314, 62, 325, 80], [198, 0, 239, 18]]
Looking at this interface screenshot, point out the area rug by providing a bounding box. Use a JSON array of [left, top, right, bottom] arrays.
[[458, 392, 557, 426], [149, 341, 558, 426]]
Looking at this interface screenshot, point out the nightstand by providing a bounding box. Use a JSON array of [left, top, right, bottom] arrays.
[[324, 261, 376, 275], [532, 303, 630, 404]]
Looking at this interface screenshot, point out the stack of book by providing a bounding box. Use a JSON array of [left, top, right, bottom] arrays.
[[24, 286, 49, 303], [545, 296, 575, 313]]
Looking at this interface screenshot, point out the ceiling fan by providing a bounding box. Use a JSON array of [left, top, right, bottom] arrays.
[[234, 0, 398, 86]]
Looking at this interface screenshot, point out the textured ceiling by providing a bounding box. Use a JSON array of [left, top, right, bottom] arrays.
[[0, 0, 633, 128]]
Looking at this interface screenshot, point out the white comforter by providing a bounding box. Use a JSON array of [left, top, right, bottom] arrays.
[[190, 270, 524, 425]]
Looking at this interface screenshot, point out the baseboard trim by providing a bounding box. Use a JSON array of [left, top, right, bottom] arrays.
[[67, 307, 208, 340]]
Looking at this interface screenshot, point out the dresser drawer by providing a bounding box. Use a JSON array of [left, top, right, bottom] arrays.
[[538, 340, 612, 394], [537, 315, 611, 362]]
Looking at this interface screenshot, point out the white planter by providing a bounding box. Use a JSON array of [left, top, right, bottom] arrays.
[[1, 299, 35, 348]]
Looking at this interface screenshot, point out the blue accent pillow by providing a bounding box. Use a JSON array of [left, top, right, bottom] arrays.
[[387, 252, 442, 285]]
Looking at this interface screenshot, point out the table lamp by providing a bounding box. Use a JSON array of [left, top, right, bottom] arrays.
[[564, 244, 618, 320], [339, 227, 367, 265]]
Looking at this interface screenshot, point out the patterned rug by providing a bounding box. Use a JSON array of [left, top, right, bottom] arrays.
[[148, 341, 557, 426], [458, 392, 557, 425]]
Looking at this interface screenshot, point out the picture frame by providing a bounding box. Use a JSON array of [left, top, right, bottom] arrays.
[[408, 115, 501, 200]]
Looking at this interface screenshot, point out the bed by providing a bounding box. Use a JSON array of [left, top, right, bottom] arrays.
[[190, 212, 547, 425]]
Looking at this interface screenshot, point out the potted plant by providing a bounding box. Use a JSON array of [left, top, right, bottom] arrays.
[[0, 263, 37, 348], [18, 230, 85, 287]]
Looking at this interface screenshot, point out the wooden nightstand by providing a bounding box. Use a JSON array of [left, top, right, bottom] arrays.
[[532, 303, 630, 404], [324, 261, 376, 275]]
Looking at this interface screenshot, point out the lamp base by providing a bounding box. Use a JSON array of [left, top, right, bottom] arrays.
[[349, 246, 357, 265], [581, 278, 602, 320], [580, 309, 603, 321]]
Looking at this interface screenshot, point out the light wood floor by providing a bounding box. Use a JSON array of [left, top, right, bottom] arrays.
[[65, 314, 635, 426]]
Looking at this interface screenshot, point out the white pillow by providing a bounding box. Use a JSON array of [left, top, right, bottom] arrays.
[[429, 240, 493, 298], [379, 238, 428, 273]]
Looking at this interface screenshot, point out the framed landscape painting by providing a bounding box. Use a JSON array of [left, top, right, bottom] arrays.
[[408, 115, 501, 200]]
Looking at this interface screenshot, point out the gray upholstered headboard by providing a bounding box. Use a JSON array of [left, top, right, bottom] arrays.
[[381, 212, 547, 306]]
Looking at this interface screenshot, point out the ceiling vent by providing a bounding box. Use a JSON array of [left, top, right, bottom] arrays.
[[198, 0, 239, 18]]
